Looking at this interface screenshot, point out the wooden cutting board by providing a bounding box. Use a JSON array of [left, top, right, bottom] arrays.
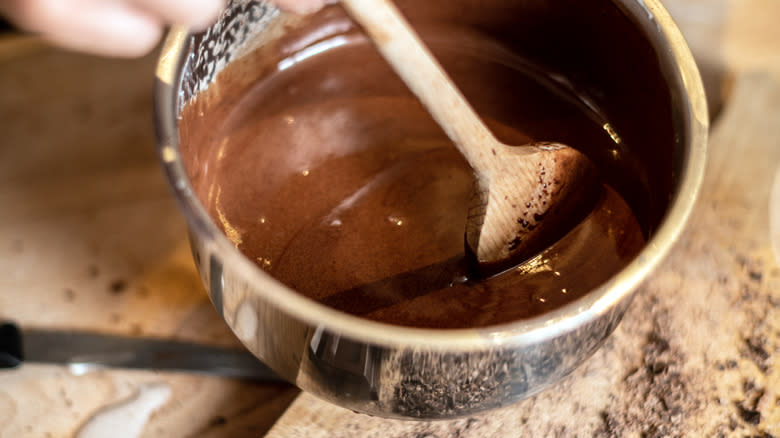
[[0, 39, 299, 437]]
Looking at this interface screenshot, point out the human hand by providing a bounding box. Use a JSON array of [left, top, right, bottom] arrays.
[[0, 0, 328, 58]]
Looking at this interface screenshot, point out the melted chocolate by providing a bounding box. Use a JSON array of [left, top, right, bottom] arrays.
[[180, 6, 653, 328]]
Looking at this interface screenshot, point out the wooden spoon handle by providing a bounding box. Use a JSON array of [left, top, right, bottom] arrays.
[[341, 0, 501, 170]]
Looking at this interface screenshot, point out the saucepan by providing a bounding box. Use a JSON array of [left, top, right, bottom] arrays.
[[154, 0, 707, 419]]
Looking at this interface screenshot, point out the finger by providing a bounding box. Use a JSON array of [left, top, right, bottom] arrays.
[[272, 0, 329, 15], [127, 0, 226, 30], [1, 0, 163, 57]]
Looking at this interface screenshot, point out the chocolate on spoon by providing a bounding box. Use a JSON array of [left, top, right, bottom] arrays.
[[341, 0, 600, 272]]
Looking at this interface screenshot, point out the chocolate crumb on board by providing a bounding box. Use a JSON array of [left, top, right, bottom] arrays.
[[595, 307, 700, 438], [407, 417, 481, 438], [108, 279, 127, 294], [736, 403, 762, 425], [749, 270, 763, 282], [63, 288, 75, 301], [87, 264, 100, 278], [743, 336, 771, 374]]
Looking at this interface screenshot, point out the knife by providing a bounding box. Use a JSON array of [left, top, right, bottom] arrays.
[[0, 322, 283, 381]]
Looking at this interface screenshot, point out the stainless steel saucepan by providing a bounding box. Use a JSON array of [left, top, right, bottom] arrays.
[[153, 0, 707, 419]]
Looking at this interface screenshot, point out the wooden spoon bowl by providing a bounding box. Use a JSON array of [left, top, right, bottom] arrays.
[[342, 0, 600, 271]]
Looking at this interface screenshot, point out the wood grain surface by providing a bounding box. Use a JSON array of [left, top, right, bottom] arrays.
[[0, 42, 298, 437]]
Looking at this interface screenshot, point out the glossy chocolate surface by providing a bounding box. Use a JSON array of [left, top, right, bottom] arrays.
[[179, 3, 673, 328]]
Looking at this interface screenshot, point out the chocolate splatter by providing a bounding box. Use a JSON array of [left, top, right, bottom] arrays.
[[737, 404, 761, 425], [109, 279, 127, 294], [595, 308, 699, 438], [743, 336, 770, 374], [87, 265, 100, 278]]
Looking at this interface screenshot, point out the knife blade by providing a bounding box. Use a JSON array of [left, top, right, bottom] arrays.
[[0, 322, 283, 382]]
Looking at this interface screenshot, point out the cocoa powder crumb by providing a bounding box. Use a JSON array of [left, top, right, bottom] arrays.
[[109, 279, 127, 294]]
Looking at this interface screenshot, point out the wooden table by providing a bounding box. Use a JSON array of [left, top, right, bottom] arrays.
[[1, 0, 779, 436], [0, 40, 299, 437]]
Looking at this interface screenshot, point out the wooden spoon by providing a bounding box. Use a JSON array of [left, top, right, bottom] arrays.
[[341, 0, 599, 271]]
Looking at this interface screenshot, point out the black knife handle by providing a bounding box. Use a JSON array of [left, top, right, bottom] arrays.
[[0, 322, 23, 368]]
